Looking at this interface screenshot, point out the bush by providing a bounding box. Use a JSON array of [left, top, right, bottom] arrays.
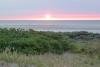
[[0, 28, 100, 55]]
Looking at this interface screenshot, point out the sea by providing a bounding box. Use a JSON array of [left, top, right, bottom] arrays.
[[0, 20, 100, 33]]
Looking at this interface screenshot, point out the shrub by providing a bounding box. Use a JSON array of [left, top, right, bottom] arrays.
[[0, 28, 100, 55]]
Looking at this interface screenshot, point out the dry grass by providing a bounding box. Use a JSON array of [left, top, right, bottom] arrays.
[[0, 52, 99, 67]]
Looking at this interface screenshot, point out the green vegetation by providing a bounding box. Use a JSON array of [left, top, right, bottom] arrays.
[[0, 28, 100, 67], [0, 28, 100, 55]]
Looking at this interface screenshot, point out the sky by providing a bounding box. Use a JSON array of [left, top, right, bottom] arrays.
[[0, 0, 100, 20]]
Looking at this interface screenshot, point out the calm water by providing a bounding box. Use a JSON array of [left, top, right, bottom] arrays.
[[0, 20, 100, 33]]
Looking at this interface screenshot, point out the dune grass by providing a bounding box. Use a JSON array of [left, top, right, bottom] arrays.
[[0, 52, 100, 67]]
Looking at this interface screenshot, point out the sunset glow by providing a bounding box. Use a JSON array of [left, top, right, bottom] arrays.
[[45, 14, 52, 20], [0, 13, 100, 20]]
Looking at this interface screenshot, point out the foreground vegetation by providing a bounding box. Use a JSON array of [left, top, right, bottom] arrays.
[[0, 28, 100, 67], [0, 52, 100, 67]]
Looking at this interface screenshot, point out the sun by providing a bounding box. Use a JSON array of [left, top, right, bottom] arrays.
[[45, 14, 51, 20]]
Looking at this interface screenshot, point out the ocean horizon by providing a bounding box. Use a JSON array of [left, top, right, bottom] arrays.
[[0, 20, 100, 33]]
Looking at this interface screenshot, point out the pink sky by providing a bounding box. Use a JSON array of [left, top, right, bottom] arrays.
[[0, 13, 100, 20]]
